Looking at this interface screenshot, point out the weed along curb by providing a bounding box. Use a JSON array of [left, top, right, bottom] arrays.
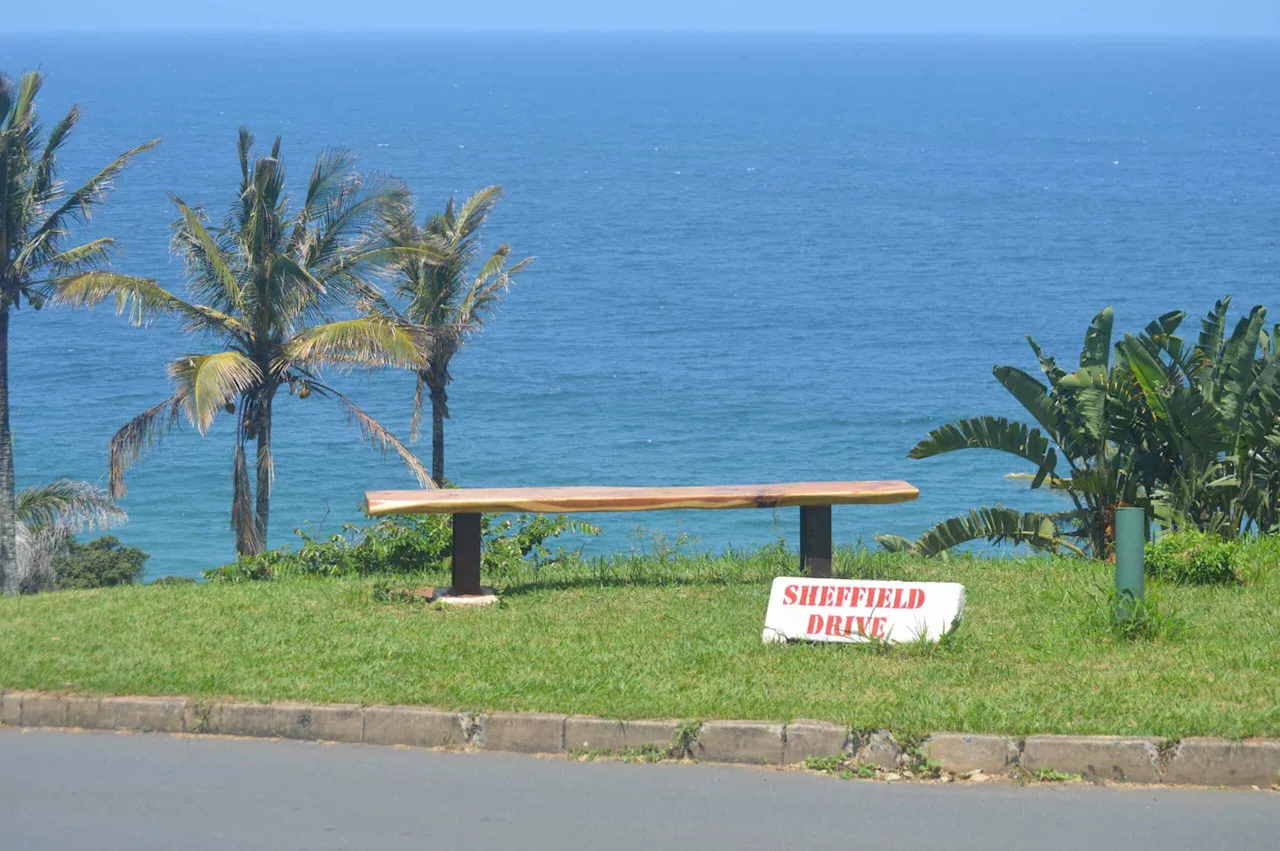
[[2, 690, 1279, 789]]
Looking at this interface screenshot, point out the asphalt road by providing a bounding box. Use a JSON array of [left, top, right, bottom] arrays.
[[1, 728, 1277, 850]]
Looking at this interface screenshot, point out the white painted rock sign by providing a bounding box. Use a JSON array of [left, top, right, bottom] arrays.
[[762, 577, 965, 644]]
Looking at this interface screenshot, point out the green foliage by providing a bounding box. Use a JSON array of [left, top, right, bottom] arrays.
[[16, 480, 126, 530], [150, 575, 196, 586], [803, 754, 847, 773], [1012, 766, 1083, 784], [380, 185, 532, 485], [0, 69, 155, 595], [895, 299, 1280, 557], [52, 536, 148, 590], [204, 512, 599, 582], [619, 744, 674, 764], [898, 307, 1137, 558], [1079, 584, 1187, 642], [94, 128, 434, 559], [1145, 531, 1242, 585]]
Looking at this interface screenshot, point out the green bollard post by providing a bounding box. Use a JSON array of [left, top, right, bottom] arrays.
[[1114, 506, 1146, 620]]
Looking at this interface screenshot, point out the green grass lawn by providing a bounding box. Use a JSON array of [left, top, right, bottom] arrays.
[[1, 544, 1278, 739]]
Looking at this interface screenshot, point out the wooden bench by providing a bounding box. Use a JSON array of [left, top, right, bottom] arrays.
[[364, 481, 919, 596]]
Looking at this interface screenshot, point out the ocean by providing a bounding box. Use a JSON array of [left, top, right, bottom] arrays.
[[1, 34, 1277, 578]]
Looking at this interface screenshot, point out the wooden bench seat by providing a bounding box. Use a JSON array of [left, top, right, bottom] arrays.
[[364, 481, 918, 596]]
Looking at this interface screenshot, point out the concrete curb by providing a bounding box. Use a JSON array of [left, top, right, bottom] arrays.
[[2, 689, 1277, 788]]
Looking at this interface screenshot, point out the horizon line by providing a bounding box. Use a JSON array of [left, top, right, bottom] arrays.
[[6, 29, 1280, 39]]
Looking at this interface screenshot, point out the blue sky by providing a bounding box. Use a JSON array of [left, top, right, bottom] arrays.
[[8, 1, 1280, 35]]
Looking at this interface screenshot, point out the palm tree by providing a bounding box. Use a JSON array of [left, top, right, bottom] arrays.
[[62, 129, 436, 556], [0, 70, 158, 594], [15, 479, 126, 593], [376, 186, 530, 485]]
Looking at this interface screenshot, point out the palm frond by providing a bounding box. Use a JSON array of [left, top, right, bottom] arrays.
[[168, 351, 261, 433], [1216, 306, 1266, 436], [108, 395, 186, 497], [300, 147, 361, 216], [40, 237, 115, 274], [993, 365, 1060, 440], [170, 199, 245, 313], [1079, 307, 1114, 370], [873, 533, 915, 554], [286, 317, 426, 372], [27, 102, 81, 210], [1197, 296, 1232, 368], [311, 383, 434, 488], [27, 137, 160, 254], [911, 505, 1084, 557], [1025, 335, 1068, 386], [16, 480, 126, 531], [449, 185, 503, 245], [908, 416, 1055, 476], [50, 270, 249, 339]]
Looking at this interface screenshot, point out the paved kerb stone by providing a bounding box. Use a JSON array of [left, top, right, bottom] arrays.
[[475, 712, 567, 754], [696, 721, 785, 765], [783, 720, 850, 764], [1162, 738, 1280, 788], [21, 693, 68, 728], [65, 696, 103, 729], [205, 702, 280, 738], [564, 717, 681, 754], [7, 686, 1280, 791], [1022, 735, 1163, 783], [565, 716, 626, 752], [1, 690, 26, 726], [363, 706, 467, 749], [923, 733, 1018, 775], [98, 696, 189, 733], [274, 703, 364, 743], [622, 720, 681, 752]]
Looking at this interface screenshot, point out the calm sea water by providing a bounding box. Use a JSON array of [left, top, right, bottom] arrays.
[[1, 34, 1277, 578]]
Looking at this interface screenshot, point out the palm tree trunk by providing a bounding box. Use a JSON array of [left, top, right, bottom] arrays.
[[253, 394, 273, 554], [430, 385, 447, 486], [0, 308, 16, 595]]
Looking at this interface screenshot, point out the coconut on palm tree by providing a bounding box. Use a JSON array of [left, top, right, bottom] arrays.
[[375, 186, 531, 485], [62, 129, 436, 556], [0, 70, 158, 594]]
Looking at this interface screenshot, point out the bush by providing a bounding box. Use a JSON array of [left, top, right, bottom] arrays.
[[205, 513, 599, 582], [1145, 530, 1242, 585], [53, 536, 148, 590], [150, 575, 196, 586]]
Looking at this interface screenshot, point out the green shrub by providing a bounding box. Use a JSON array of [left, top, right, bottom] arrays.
[[205, 513, 599, 582], [1145, 530, 1242, 585], [150, 575, 196, 586], [53, 536, 148, 590]]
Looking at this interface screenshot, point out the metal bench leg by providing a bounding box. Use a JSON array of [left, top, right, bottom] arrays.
[[452, 513, 483, 595], [799, 505, 832, 578]]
